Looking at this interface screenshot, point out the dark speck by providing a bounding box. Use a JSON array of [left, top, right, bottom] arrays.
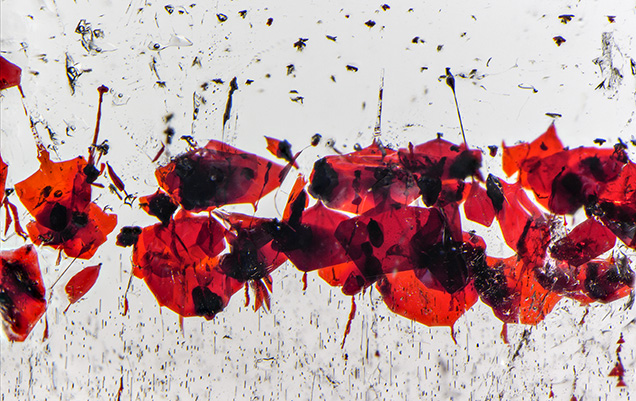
[[192, 287, 224, 319], [309, 158, 339, 201], [83, 164, 100, 183], [147, 192, 178, 225], [486, 174, 504, 212], [116, 226, 142, 247], [381, 4, 390, 11], [365, 20, 376, 28], [593, 138, 606, 146], [49, 203, 69, 232], [294, 38, 308, 51], [164, 127, 175, 144], [553, 36, 566, 46], [367, 219, 384, 248], [417, 176, 441, 206], [72, 211, 88, 227], [216, 13, 228, 22], [545, 112, 562, 118], [241, 167, 255, 180], [449, 151, 481, 179], [266, 17, 273, 26], [346, 65, 358, 72]]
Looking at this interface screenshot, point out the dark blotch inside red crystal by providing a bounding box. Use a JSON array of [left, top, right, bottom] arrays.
[[309, 158, 339, 202], [191, 286, 224, 319]]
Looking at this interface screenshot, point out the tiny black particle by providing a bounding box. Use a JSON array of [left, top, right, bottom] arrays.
[[553, 36, 566, 46], [294, 38, 308, 51]]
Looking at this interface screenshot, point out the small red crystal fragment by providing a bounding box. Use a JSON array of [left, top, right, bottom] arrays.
[[15, 149, 117, 259], [377, 270, 478, 327], [474, 256, 561, 324], [25, 202, 117, 259], [270, 179, 351, 273], [0, 153, 7, 200], [155, 140, 284, 212], [106, 162, 125, 192], [0, 245, 46, 341], [334, 206, 442, 294], [502, 123, 563, 177], [0, 56, 22, 91], [463, 182, 495, 227], [309, 142, 414, 214], [264, 136, 298, 168], [550, 218, 616, 266], [132, 211, 242, 319], [216, 212, 287, 310], [65, 264, 102, 309], [341, 296, 356, 348]]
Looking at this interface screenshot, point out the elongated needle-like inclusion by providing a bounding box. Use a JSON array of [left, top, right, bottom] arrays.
[[445, 67, 468, 147]]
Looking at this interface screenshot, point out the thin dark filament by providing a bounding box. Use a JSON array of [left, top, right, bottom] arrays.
[[445, 68, 467, 148], [89, 85, 109, 165], [47, 256, 80, 309], [374, 70, 385, 138], [222, 77, 239, 148]]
